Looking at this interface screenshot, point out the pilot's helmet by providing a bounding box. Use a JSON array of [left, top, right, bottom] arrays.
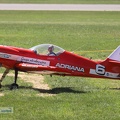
[[48, 45, 54, 51]]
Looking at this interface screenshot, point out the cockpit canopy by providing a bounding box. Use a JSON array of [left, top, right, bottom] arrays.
[[30, 44, 65, 56]]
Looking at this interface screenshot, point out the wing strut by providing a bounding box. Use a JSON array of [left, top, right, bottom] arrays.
[[0, 68, 19, 90], [0, 68, 10, 88]]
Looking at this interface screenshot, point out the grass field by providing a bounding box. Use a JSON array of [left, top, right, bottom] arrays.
[[0, 11, 120, 120], [0, 0, 120, 4]]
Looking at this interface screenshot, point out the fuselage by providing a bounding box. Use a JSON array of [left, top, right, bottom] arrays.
[[0, 45, 120, 80]]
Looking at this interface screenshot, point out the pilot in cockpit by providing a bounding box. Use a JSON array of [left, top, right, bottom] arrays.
[[47, 45, 56, 56]]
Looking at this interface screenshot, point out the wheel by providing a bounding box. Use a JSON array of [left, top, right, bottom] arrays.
[[10, 83, 19, 90]]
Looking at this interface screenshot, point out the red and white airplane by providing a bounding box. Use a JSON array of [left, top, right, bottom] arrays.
[[0, 44, 120, 90]]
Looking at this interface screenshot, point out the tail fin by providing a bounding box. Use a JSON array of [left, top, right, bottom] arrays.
[[108, 46, 120, 62]]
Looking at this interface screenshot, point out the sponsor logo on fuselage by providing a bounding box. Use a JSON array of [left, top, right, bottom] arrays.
[[0, 52, 50, 66], [21, 57, 50, 66], [56, 63, 84, 72], [0, 53, 11, 59]]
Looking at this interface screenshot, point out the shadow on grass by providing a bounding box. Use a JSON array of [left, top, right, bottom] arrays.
[[33, 87, 86, 94], [2, 84, 87, 94], [109, 88, 120, 90]]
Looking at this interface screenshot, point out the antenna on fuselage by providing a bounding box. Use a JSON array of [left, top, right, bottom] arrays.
[[72, 44, 86, 53]]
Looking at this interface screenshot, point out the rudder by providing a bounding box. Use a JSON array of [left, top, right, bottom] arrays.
[[108, 46, 120, 62]]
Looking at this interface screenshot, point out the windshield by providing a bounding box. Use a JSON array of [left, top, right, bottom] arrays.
[[30, 44, 65, 56]]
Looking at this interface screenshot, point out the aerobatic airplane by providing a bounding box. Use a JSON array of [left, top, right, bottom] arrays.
[[0, 44, 120, 90]]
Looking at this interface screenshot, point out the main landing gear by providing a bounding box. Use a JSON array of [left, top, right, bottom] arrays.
[[0, 68, 19, 90], [10, 68, 19, 90]]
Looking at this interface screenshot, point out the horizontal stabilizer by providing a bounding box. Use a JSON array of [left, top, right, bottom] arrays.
[[108, 60, 120, 66]]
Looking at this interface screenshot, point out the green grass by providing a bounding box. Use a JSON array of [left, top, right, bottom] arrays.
[[0, 11, 120, 59], [0, 11, 120, 120], [0, 0, 120, 4]]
